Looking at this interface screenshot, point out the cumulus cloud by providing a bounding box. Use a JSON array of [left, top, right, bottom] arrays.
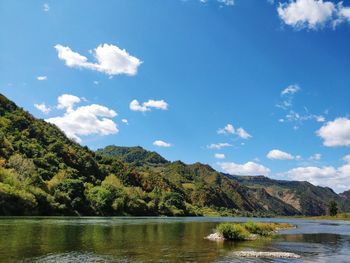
[[121, 119, 128, 125], [267, 149, 295, 160], [46, 94, 118, 143], [37, 76, 47, 81], [54, 43, 142, 76], [280, 155, 350, 193], [218, 161, 271, 176], [317, 117, 350, 147], [57, 94, 81, 112], [153, 140, 172, 147], [34, 103, 51, 114], [277, 0, 350, 30], [207, 143, 233, 149], [277, 0, 336, 29], [217, 123, 252, 139], [214, 153, 225, 159], [129, 99, 168, 112]]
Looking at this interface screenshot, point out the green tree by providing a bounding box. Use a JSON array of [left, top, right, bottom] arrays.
[[328, 200, 338, 216]]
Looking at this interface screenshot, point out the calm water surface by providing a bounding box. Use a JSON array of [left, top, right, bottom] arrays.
[[0, 217, 349, 262]]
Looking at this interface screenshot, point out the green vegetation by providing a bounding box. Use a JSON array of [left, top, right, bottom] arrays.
[[0, 93, 349, 217], [216, 221, 294, 241], [328, 200, 338, 216], [217, 223, 249, 240]]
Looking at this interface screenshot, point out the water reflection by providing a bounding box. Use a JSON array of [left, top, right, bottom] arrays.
[[0, 217, 349, 262]]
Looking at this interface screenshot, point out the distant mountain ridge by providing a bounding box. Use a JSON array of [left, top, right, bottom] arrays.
[[0, 93, 348, 216], [98, 145, 349, 216]]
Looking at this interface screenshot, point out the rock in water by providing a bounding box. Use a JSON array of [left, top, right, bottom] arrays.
[[205, 233, 225, 241], [232, 251, 301, 259]]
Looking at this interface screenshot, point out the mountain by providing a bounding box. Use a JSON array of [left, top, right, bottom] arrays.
[[0, 93, 348, 217], [227, 175, 346, 216], [0, 94, 264, 216], [340, 190, 350, 211]]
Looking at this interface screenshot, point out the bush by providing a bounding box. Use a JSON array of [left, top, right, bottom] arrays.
[[217, 223, 249, 241]]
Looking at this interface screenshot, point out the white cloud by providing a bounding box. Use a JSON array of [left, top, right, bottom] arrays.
[[214, 153, 225, 159], [46, 95, 118, 143], [54, 43, 142, 76], [277, 0, 350, 30], [207, 143, 233, 149], [280, 155, 350, 193], [57, 94, 81, 112], [129, 99, 168, 112], [309, 153, 322, 161], [317, 117, 350, 147], [218, 0, 234, 6], [343, 154, 350, 163], [121, 119, 128, 125], [267, 149, 295, 160], [153, 140, 172, 147], [338, 6, 350, 21], [218, 161, 271, 176], [277, 0, 336, 29], [43, 3, 50, 12], [236, 127, 252, 139], [34, 103, 51, 114], [218, 124, 235, 134], [217, 123, 252, 139], [281, 84, 300, 95], [37, 76, 47, 81]]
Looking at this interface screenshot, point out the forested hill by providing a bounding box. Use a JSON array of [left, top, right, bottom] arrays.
[[0, 93, 265, 216], [0, 93, 348, 216]]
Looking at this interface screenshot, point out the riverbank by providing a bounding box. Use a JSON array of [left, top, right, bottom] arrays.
[[282, 213, 350, 221]]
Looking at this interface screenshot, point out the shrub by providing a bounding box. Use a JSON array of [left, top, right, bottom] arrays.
[[217, 223, 249, 241]]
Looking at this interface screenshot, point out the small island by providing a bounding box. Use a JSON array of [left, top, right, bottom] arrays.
[[206, 221, 294, 241]]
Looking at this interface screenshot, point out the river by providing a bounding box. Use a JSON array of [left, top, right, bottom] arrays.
[[0, 217, 349, 262]]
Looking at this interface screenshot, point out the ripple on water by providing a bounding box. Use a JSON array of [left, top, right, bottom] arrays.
[[20, 252, 125, 263]]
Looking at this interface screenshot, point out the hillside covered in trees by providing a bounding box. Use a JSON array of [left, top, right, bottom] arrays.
[[0, 94, 348, 216]]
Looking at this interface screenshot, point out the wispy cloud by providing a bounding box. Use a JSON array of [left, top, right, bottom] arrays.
[[36, 76, 47, 81], [217, 123, 252, 139], [276, 84, 326, 129], [153, 140, 172, 147], [43, 3, 50, 12], [207, 143, 232, 149]]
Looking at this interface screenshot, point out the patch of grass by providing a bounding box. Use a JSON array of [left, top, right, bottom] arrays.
[[216, 222, 294, 241], [217, 223, 249, 241]]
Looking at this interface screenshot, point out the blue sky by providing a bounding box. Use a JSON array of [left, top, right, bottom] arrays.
[[1, 0, 350, 192]]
